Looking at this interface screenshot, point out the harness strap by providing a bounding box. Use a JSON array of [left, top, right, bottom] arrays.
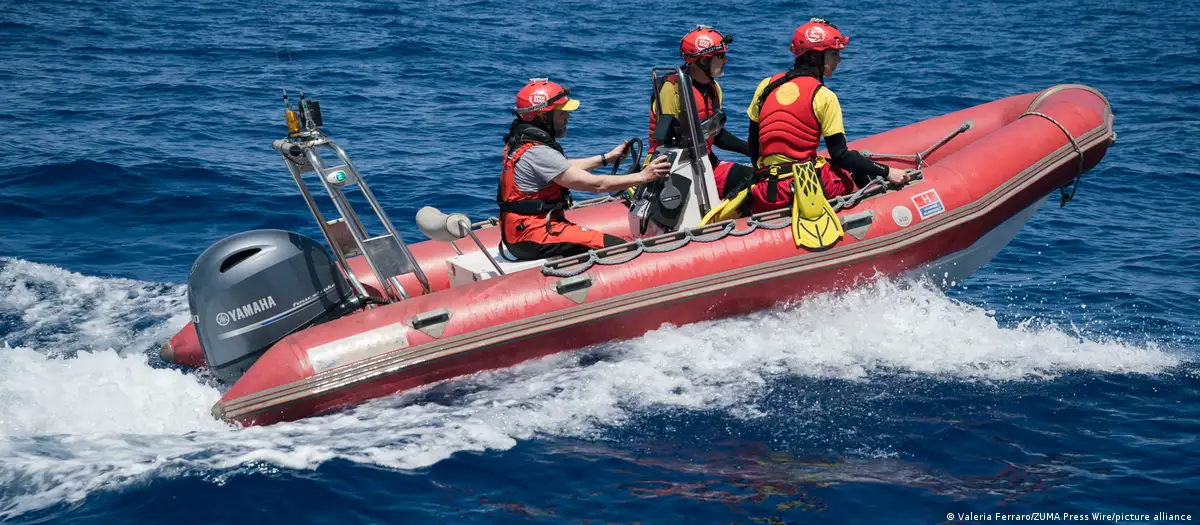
[[497, 198, 570, 215], [754, 160, 816, 202]]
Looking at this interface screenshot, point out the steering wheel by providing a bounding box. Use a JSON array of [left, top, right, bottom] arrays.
[[611, 137, 645, 175]]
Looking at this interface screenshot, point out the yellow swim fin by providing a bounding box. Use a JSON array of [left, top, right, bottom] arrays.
[[790, 164, 843, 250], [700, 188, 750, 225]]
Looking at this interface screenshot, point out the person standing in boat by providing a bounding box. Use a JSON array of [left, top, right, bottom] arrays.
[[498, 78, 672, 261], [649, 25, 755, 198], [742, 18, 911, 215]]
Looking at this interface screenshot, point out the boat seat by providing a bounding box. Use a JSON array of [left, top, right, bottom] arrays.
[[447, 244, 551, 287]]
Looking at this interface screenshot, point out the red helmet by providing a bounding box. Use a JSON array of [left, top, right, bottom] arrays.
[[790, 18, 849, 56], [680, 25, 733, 64], [512, 78, 579, 121]]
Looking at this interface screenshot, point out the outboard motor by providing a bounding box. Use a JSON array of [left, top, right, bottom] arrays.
[[188, 230, 358, 384]]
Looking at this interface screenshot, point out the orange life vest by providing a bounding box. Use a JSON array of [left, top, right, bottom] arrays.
[[496, 141, 571, 245]]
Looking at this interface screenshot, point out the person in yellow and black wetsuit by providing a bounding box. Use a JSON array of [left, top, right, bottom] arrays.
[[649, 25, 755, 198], [732, 18, 912, 248], [745, 18, 911, 215], [499, 79, 671, 261]]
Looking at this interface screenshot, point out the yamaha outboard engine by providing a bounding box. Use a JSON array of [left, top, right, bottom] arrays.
[[188, 230, 358, 384]]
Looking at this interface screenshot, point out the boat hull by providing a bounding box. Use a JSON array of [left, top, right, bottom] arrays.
[[210, 84, 1115, 425]]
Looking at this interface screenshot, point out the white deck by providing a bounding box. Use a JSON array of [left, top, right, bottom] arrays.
[[447, 246, 549, 288]]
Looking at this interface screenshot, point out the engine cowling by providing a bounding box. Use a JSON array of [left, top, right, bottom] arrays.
[[188, 230, 356, 384]]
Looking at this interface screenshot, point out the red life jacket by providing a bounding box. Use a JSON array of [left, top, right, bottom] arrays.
[[757, 73, 823, 163], [750, 73, 826, 212], [648, 73, 725, 153], [497, 141, 571, 245]]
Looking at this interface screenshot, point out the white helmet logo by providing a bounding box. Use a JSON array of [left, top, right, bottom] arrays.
[[804, 25, 826, 43], [530, 91, 548, 105], [695, 36, 714, 49], [215, 312, 231, 326]]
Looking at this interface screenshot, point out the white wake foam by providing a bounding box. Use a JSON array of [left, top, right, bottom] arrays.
[[0, 258, 1183, 519], [0, 257, 188, 355]]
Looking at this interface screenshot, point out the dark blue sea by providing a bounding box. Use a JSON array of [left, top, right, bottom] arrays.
[[2, 0, 1198, 523]]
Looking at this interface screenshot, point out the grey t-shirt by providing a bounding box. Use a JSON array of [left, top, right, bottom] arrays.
[[513, 145, 571, 193]]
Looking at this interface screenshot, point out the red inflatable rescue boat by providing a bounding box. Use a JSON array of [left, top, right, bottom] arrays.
[[172, 82, 1114, 427]]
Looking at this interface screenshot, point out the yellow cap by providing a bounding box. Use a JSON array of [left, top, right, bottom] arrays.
[[558, 98, 580, 111]]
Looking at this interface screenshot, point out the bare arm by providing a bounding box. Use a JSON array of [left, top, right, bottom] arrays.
[[554, 156, 671, 193], [568, 141, 631, 171], [568, 155, 606, 171], [554, 167, 648, 194]]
